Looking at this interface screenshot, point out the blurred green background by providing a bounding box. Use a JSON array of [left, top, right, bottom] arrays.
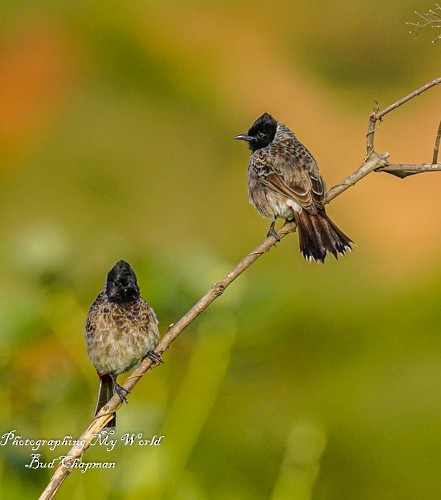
[[0, 1, 440, 499]]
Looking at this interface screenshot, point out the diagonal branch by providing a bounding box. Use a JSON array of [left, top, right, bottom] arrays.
[[377, 77, 441, 121], [39, 78, 441, 500], [325, 152, 389, 202]]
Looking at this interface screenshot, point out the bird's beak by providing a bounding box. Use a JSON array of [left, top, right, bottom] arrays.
[[234, 134, 253, 142]]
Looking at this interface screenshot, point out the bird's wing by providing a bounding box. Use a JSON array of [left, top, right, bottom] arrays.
[[254, 157, 325, 213]]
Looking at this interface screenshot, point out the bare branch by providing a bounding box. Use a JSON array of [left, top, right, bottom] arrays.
[[377, 78, 441, 120], [325, 152, 389, 203], [366, 77, 441, 156], [39, 413, 116, 499], [433, 121, 441, 163], [376, 163, 441, 178], [39, 78, 441, 499], [366, 102, 381, 155], [407, 4, 441, 42]]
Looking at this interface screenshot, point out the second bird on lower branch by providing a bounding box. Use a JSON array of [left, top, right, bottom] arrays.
[[235, 112, 353, 263], [84, 260, 162, 428]]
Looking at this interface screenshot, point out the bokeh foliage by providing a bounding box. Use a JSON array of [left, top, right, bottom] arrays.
[[0, 1, 441, 499]]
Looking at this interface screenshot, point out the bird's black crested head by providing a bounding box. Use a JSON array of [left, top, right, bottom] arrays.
[[234, 112, 278, 152], [105, 260, 140, 302]]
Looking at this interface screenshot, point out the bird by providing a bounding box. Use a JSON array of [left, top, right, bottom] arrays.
[[235, 112, 353, 263], [84, 260, 161, 428]]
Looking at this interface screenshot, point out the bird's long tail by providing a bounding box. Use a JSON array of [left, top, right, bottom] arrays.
[[295, 210, 353, 263], [95, 374, 116, 428]]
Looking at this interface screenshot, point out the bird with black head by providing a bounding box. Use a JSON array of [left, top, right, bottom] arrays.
[[84, 260, 162, 428], [235, 113, 353, 262]]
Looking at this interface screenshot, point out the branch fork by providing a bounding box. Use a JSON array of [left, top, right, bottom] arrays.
[[365, 78, 441, 179]]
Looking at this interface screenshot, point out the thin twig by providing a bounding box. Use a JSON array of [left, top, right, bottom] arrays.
[[377, 78, 441, 120], [366, 77, 441, 155], [366, 102, 380, 154], [433, 121, 441, 164], [407, 5, 441, 42], [39, 78, 441, 500]]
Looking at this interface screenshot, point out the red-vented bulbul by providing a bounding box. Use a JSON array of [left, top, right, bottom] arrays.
[[235, 112, 353, 262], [84, 260, 161, 428]]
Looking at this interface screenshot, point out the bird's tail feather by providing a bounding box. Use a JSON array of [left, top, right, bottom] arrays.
[[295, 211, 352, 263], [95, 374, 116, 428]]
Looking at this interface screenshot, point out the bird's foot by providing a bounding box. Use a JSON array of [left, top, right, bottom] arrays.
[[146, 351, 164, 365], [267, 222, 281, 242], [113, 382, 130, 404]]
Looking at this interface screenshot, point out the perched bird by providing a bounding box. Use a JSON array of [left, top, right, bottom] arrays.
[[235, 112, 353, 262], [84, 260, 161, 428]]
